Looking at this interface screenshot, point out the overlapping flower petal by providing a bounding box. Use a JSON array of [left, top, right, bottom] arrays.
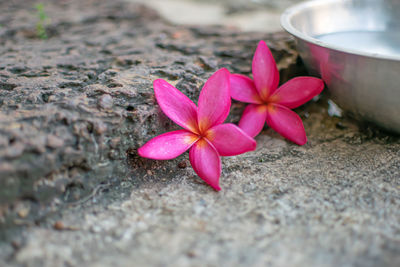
[[154, 79, 199, 133], [252, 40, 280, 100], [198, 68, 231, 133], [266, 104, 307, 145], [206, 123, 256, 156], [238, 104, 268, 138], [189, 139, 221, 191], [269, 77, 324, 109], [138, 130, 198, 160], [230, 74, 262, 104]]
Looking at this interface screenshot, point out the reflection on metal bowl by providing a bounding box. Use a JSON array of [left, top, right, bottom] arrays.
[[281, 0, 400, 133]]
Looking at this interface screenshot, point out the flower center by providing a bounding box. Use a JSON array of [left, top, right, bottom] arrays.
[[197, 131, 208, 140], [259, 90, 271, 103]]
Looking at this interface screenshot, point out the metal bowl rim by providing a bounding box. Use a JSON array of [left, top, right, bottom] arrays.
[[280, 0, 400, 62]]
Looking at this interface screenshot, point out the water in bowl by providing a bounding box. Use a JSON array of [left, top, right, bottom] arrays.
[[316, 31, 400, 58]]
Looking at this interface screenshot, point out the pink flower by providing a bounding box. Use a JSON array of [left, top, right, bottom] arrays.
[[138, 68, 256, 191], [231, 40, 325, 145]]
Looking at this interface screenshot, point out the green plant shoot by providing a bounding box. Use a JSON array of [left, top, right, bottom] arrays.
[[35, 3, 49, 39]]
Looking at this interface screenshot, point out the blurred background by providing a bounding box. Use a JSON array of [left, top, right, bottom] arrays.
[[131, 0, 303, 32]]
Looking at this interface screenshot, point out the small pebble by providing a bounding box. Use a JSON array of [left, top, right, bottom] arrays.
[[94, 121, 107, 135], [17, 208, 29, 218], [98, 94, 113, 109], [47, 135, 64, 148], [53, 221, 65, 230], [178, 161, 187, 169], [327, 99, 343, 117]]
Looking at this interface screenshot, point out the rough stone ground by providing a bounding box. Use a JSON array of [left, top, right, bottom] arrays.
[[0, 0, 399, 266], [0, 0, 302, 234]]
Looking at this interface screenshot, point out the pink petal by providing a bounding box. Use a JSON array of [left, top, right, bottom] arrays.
[[252, 40, 280, 100], [154, 79, 199, 133], [138, 130, 199, 160], [269, 77, 325, 109], [230, 74, 262, 104], [265, 104, 307, 145], [206, 123, 256, 156], [238, 104, 268, 138], [189, 139, 221, 191], [197, 68, 231, 133]]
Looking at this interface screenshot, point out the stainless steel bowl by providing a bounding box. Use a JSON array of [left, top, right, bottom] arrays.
[[281, 0, 400, 133]]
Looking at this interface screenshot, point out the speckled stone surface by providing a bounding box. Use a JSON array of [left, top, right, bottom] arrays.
[[0, 0, 301, 232], [0, 0, 399, 266]]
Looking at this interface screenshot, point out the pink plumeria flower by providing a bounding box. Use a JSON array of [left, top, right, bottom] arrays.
[[138, 68, 256, 191], [231, 40, 325, 145]]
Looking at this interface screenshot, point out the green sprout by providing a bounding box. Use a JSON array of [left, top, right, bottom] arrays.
[[35, 3, 49, 39]]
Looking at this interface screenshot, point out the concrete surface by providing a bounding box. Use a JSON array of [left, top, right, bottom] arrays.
[[0, 0, 399, 267]]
